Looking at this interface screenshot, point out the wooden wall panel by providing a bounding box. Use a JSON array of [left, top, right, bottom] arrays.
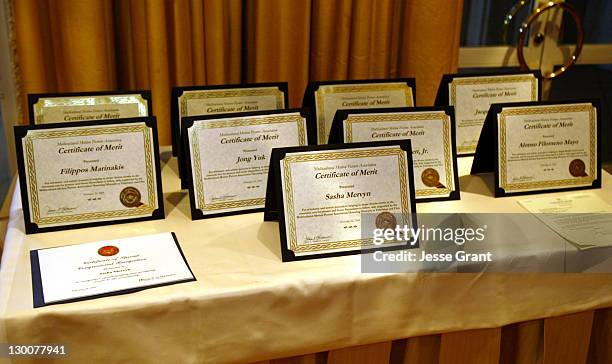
[[588, 308, 612, 363], [327, 341, 392, 364], [392, 335, 441, 364], [271, 353, 319, 364], [500, 320, 543, 364], [439, 328, 501, 364], [543, 310, 594, 364]]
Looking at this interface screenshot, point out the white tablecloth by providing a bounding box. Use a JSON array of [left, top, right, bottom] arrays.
[[1, 151, 612, 363]]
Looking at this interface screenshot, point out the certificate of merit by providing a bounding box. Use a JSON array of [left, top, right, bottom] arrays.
[[18, 121, 161, 232], [175, 86, 285, 153], [178, 87, 285, 118], [31, 93, 149, 124], [343, 111, 455, 199], [498, 103, 597, 193], [314, 83, 414, 144], [280, 145, 414, 256], [31, 232, 195, 306], [187, 113, 308, 216], [450, 74, 538, 154]]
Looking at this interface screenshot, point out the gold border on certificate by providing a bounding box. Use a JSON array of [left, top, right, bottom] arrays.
[[498, 103, 596, 192], [23, 124, 157, 226], [179, 87, 285, 118], [343, 112, 454, 198], [282, 147, 412, 253], [190, 114, 307, 212], [33, 95, 149, 124], [450, 74, 538, 154], [315, 83, 414, 144]]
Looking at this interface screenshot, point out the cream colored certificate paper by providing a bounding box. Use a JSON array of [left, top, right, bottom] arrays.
[[37, 232, 194, 304], [519, 193, 612, 250], [188, 112, 307, 215], [450, 74, 538, 154], [33, 94, 149, 124], [497, 103, 596, 194], [178, 86, 285, 128], [281, 146, 414, 256], [343, 111, 455, 199], [314, 83, 414, 144], [23, 123, 159, 228]]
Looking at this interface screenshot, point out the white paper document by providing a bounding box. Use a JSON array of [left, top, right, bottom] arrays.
[[519, 193, 612, 250]]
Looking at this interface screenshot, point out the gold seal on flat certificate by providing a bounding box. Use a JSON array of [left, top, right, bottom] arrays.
[[97, 245, 119, 257], [120, 187, 143, 207], [421, 168, 445, 188], [569, 159, 587, 177], [375, 212, 397, 229]]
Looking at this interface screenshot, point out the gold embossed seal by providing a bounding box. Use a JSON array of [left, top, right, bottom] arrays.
[[98, 245, 119, 257], [421, 168, 445, 188], [120, 187, 143, 207], [569, 159, 587, 177], [375, 212, 397, 230]]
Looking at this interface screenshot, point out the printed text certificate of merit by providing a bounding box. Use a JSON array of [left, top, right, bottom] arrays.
[[188, 113, 307, 215], [22, 123, 158, 228], [281, 146, 413, 256]]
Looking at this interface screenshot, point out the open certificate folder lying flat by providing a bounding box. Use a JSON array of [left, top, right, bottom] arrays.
[[30, 232, 196, 307]]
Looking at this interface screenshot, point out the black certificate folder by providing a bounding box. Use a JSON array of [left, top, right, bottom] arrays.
[[328, 106, 460, 203], [471, 99, 602, 197], [302, 78, 417, 145], [265, 140, 418, 262], [182, 108, 316, 219], [171, 82, 289, 157], [434, 71, 542, 156], [28, 90, 153, 125], [15, 117, 165, 234], [434, 71, 542, 106]]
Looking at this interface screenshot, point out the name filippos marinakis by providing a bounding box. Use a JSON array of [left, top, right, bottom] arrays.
[[372, 249, 493, 263], [60, 164, 125, 176]]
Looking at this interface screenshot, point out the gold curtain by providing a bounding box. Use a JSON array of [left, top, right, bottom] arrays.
[[246, 0, 464, 107], [13, 0, 117, 111], [12, 0, 463, 146]]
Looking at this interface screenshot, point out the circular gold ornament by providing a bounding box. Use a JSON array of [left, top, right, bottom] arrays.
[[516, 1, 583, 79], [375, 212, 397, 230], [422, 168, 445, 188], [120, 187, 142, 207]]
